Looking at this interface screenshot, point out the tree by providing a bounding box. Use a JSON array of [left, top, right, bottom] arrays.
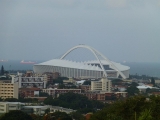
[[1, 65, 4, 75], [0, 97, 3, 101], [43, 111, 72, 120], [151, 77, 155, 86], [125, 86, 139, 96], [138, 109, 152, 120], [70, 111, 85, 120], [39, 91, 49, 97], [5, 98, 18, 102], [90, 96, 147, 120], [43, 93, 105, 114], [0, 110, 33, 120], [43, 96, 54, 105], [83, 81, 91, 85]]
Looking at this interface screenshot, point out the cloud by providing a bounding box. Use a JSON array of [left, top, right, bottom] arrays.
[[105, 0, 127, 8]]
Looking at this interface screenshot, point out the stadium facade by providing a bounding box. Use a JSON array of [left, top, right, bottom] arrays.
[[33, 45, 130, 79]]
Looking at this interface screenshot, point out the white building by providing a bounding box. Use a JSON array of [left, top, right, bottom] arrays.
[[137, 85, 158, 93], [91, 78, 112, 92], [42, 88, 81, 97], [0, 102, 24, 115], [12, 76, 47, 88], [33, 45, 130, 79]]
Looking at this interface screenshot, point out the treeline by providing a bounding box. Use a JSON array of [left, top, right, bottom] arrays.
[[44, 92, 105, 114], [90, 95, 160, 120]]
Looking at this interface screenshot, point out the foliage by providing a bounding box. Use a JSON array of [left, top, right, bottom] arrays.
[[0, 65, 4, 75], [91, 95, 160, 120], [43, 111, 72, 120], [0, 110, 33, 120], [43, 93, 104, 114], [131, 82, 139, 87], [138, 109, 152, 120], [18, 97, 38, 103], [53, 77, 69, 84], [39, 91, 49, 97], [70, 111, 85, 120], [5, 98, 19, 102], [30, 114, 42, 120], [83, 81, 91, 85], [151, 77, 155, 86], [126, 82, 139, 96], [111, 79, 123, 85], [43, 96, 54, 105], [0, 97, 3, 101]]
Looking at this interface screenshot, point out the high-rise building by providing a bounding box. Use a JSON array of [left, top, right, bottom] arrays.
[[91, 78, 112, 92]]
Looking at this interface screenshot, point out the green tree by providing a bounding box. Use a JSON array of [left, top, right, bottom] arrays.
[[39, 91, 49, 97], [126, 86, 139, 96], [5, 98, 18, 102], [83, 81, 91, 85], [151, 77, 155, 86], [43, 96, 54, 105], [0, 110, 33, 120], [90, 95, 147, 120], [43, 111, 72, 120], [70, 111, 85, 120], [138, 109, 152, 120], [1, 65, 4, 75], [0, 97, 3, 101], [43, 93, 104, 114]]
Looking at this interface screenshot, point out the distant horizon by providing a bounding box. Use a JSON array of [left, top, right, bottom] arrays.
[[1, 59, 160, 63]]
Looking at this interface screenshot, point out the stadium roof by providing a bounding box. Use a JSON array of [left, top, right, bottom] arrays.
[[35, 59, 103, 71], [85, 60, 130, 71]]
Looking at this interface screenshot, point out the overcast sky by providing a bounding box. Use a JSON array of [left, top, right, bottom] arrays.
[[1, 0, 160, 62]]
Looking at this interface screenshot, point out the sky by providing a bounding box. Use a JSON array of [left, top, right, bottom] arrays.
[[0, 0, 160, 62]]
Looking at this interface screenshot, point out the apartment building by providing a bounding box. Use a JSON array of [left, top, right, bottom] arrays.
[[43, 88, 81, 97], [0, 102, 24, 115], [19, 87, 41, 98], [0, 82, 18, 99], [91, 78, 112, 92], [12, 76, 47, 88]]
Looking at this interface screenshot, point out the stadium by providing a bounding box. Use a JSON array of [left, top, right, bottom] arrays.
[[33, 45, 130, 79]]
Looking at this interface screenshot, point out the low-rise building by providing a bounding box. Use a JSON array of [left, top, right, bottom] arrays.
[[0, 102, 24, 115], [12, 76, 47, 88], [79, 85, 91, 92], [50, 106, 75, 114], [43, 88, 81, 97], [0, 82, 18, 99], [19, 87, 41, 98], [63, 78, 76, 85]]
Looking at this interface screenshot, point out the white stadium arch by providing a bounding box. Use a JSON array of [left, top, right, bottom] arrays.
[[60, 44, 126, 79], [34, 45, 129, 79]]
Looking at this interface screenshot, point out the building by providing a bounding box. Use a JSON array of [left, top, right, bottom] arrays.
[[83, 92, 106, 101], [63, 78, 76, 85], [0, 102, 24, 115], [33, 45, 130, 79], [91, 78, 112, 92], [22, 106, 49, 115], [19, 87, 41, 98], [42, 88, 81, 97], [22, 105, 75, 115], [137, 85, 158, 93], [0, 82, 18, 99], [12, 75, 47, 88], [79, 85, 91, 92], [50, 106, 75, 114], [35, 72, 60, 84]]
